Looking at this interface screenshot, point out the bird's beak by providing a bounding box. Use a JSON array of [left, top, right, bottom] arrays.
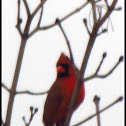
[[57, 66, 65, 73]]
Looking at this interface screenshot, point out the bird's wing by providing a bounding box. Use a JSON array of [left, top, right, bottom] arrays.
[[43, 80, 63, 125]]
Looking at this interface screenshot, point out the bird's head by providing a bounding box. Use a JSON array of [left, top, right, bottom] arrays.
[[56, 53, 77, 78]]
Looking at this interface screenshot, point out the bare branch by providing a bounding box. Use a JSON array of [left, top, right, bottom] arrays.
[[22, 0, 30, 15], [93, 95, 101, 126], [84, 55, 123, 82], [83, 18, 91, 35], [55, 18, 74, 63], [64, 0, 119, 125], [95, 52, 107, 74], [37, 7, 44, 27], [73, 96, 123, 126], [28, 0, 91, 38], [23, 106, 38, 126], [90, 0, 97, 25], [16, 0, 23, 36], [15, 90, 48, 95], [5, 39, 27, 126], [31, 0, 46, 18], [2, 55, 122, 96], [97, 29, 107, 36], [104, 0, 109, 8], [2, 83, 10, 93], [1, 82, 48, 95]]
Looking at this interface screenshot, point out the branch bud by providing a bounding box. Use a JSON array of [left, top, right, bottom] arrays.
[[55, 18, 60, 24], [83, 18, 87, 24], [93, 95, 100, 103], [103, 52, 107, 58], [119, 56, 124, 62], [34, 108, 38, 113], [30, 106, 34, 112]]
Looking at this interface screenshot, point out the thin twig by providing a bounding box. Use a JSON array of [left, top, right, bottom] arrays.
[[95, 52, 107, 74], [73, 96, 123, 126], [104, 0, 109, 8], [23, 107, 38, 126], [90, 0, 97, 25], [22, 0, 30, 15], [1, 83, 48, 95], [97, 28, 107, 36], [28, 0, 93, 37], [2, 55, 122, 96], [84, 56, 123, 82], [55, 18, 74, 63], [31, 0, 46, 18], [83, 18, 91, 35], [93, 95, 101, 126], [1, 83, 10, 93], [37, 7, 44, 27], [15, 90, 48, 95], [16, 0, 22, 36]]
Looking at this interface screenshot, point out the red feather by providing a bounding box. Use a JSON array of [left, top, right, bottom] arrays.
[[43, 53, 85, 126]]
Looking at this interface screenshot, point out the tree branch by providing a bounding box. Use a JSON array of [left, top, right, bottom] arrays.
[[84, 56, 123, 82], [22, 106, 38, 126], [64, 0, 119, 125], [37, 7, 44, 27], [55, 18, 74, 63], [28, 0, 93, 38], [83, 18, 91, 35], [90, 0, 97, 25], [93, 95, 101, 126], [2, 83, 10, 93], [16, 0, 23, 36], [22, 0, 30, 16], [73, 96, 123, 126], [5, 55, 122, 96], [31, 0, 46, 18], [15, 90, 48, 95]]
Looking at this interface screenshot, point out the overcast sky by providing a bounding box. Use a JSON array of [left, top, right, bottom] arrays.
[[2, 0, 124, 126]]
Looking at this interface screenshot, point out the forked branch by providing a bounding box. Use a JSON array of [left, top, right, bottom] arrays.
[[73, 96, 123, 126]]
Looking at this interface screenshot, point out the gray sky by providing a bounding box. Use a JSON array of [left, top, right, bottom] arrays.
[[2, 0, 124, 126]]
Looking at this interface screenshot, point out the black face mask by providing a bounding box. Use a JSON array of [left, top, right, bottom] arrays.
[[57, 64, 69, 78]]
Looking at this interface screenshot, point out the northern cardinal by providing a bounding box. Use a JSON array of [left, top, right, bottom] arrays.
[[43, 53, 85, 126]]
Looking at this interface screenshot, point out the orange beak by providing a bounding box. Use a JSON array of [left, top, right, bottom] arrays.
[[57, 66, 65, 73]]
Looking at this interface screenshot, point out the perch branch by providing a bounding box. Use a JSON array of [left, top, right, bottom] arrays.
[[73, 96, 123, 126]]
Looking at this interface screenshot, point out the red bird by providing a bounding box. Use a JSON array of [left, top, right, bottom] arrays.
[[43, 53, 85, 126]]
